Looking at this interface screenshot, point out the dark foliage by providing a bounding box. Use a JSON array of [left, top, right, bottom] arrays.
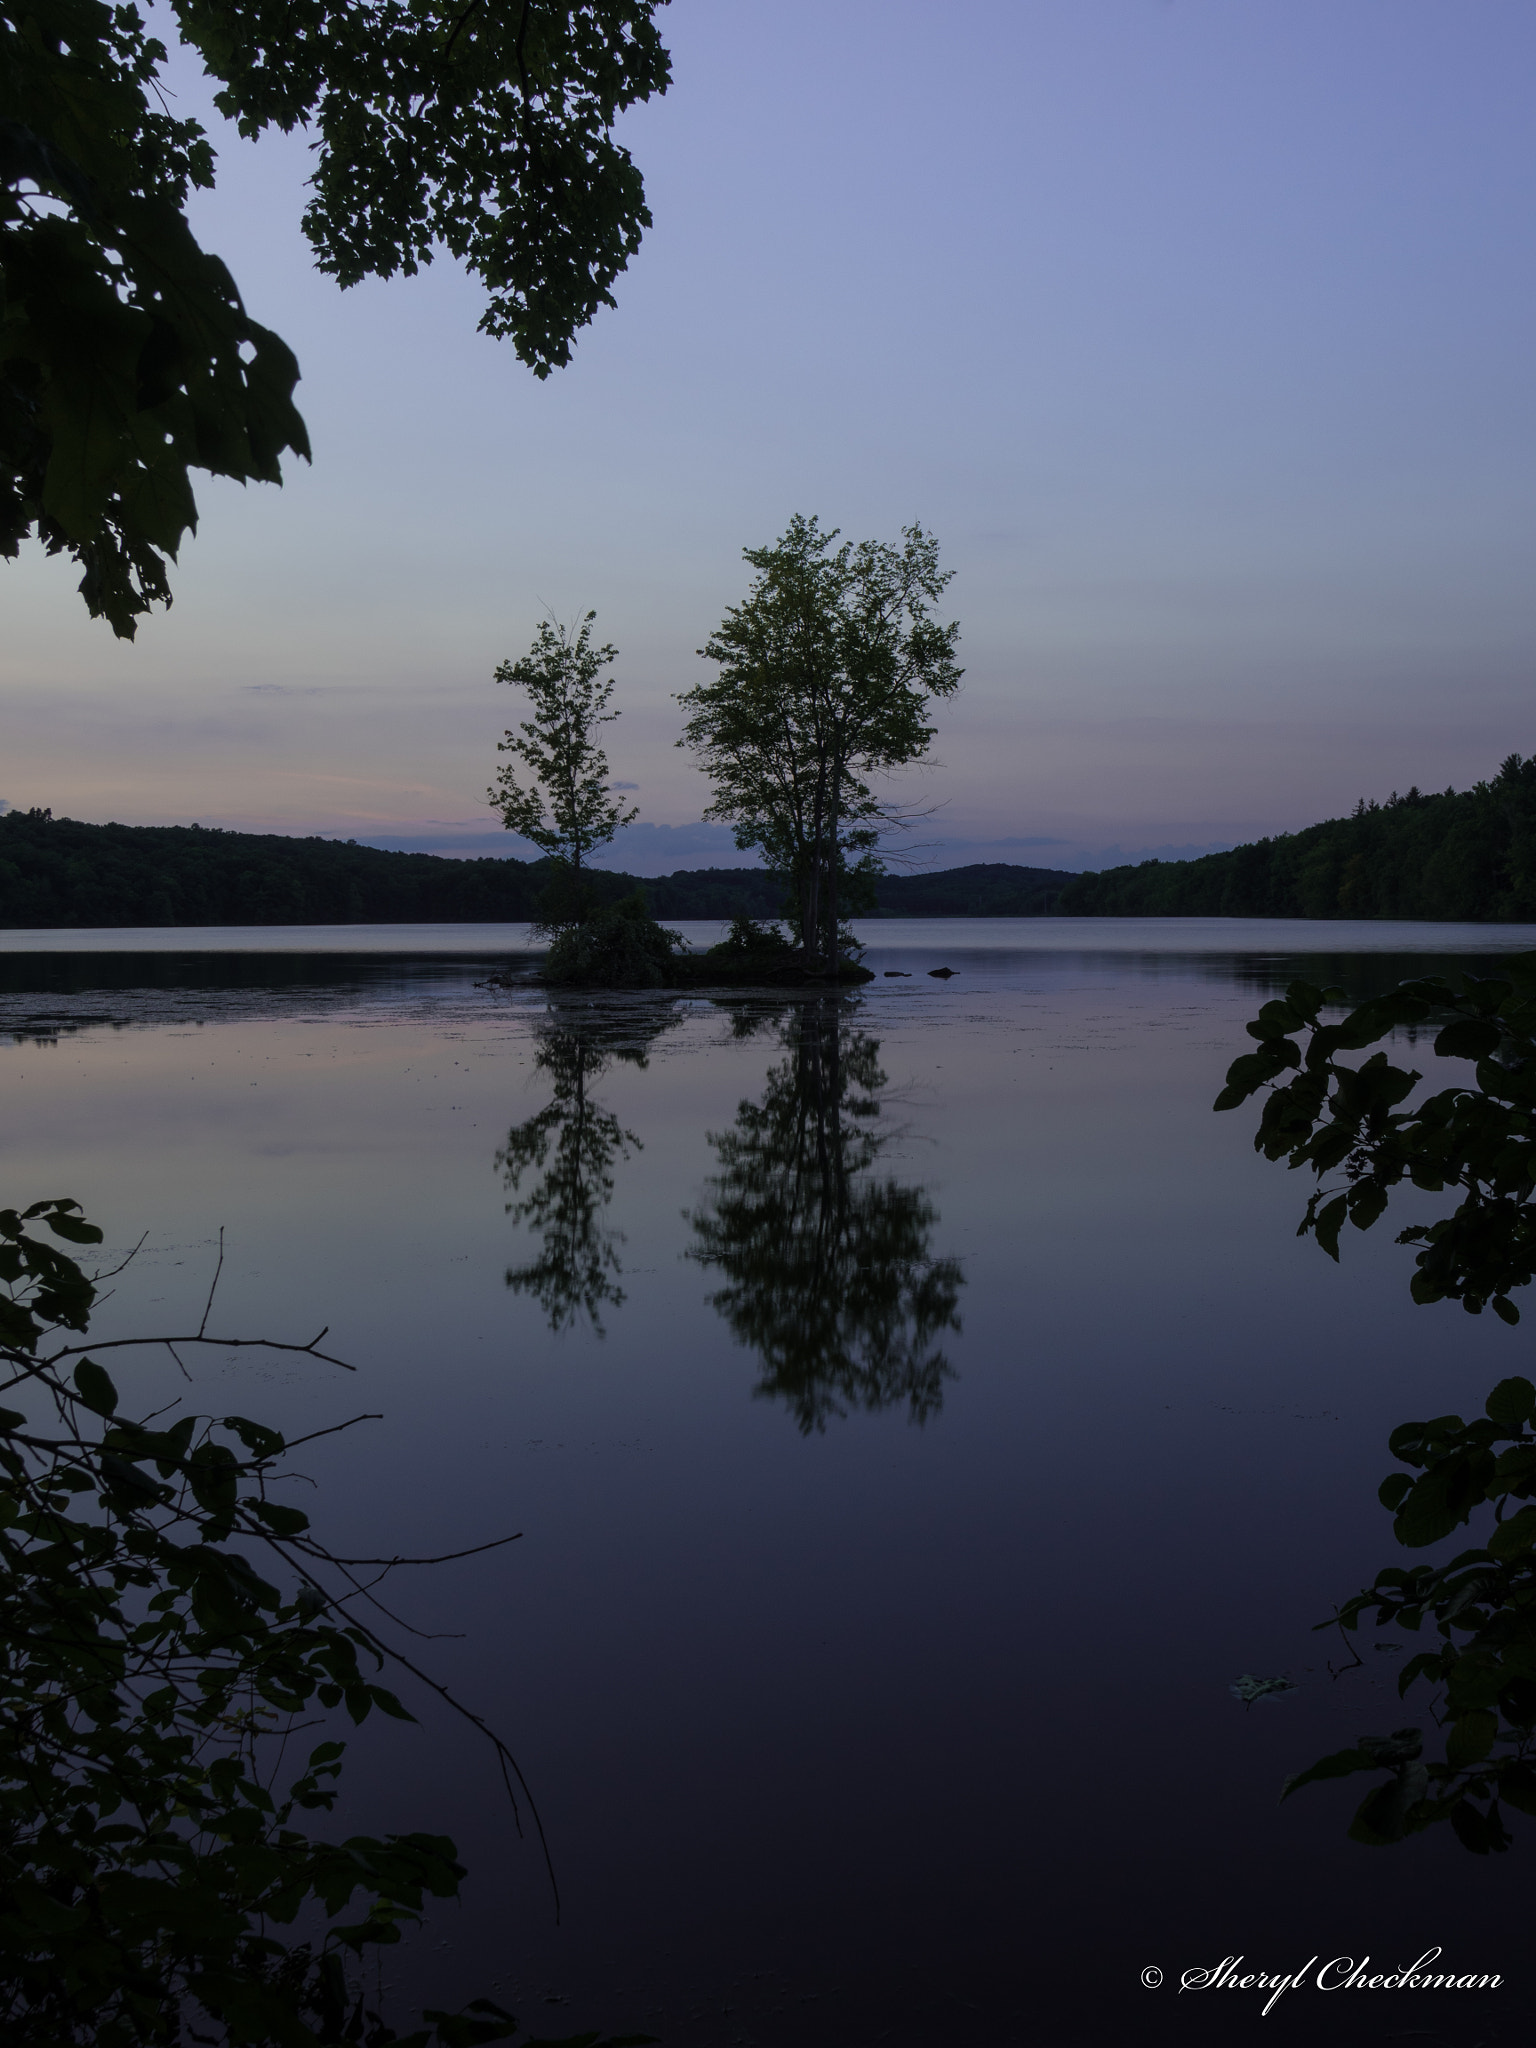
[[0, 809, 551, 926], [0, 1196, 652, 2044], [1221, 959, 1536, 1850], [4, 0, 670, 635], [1063, 754, 1536, 921], [0, 810, 1074, 929], [864, 861, 1069, 917], [541, 895, 686, 988]]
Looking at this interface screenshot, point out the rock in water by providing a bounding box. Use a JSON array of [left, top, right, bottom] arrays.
[[928, 967, 957, 979]]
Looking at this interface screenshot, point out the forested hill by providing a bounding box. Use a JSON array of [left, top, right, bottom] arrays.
[[0, 811, 1072, 929], [1059, 756, 1536, 922]]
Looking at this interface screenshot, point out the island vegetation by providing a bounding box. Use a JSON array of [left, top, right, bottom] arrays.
[[678, 514, 964, 977], [1062, 754, 1536, 921], [477, 514, 969, 987]]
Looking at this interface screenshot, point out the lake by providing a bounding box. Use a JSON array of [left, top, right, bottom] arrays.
[[5, 917, 1536, 2046]]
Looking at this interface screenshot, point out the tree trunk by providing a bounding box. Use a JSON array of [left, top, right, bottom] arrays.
[[802, 774, 824, 956], [824, 741, 841, 972]]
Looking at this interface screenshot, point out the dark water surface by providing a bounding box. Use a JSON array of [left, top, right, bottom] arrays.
[[6, 918, 1536, 2047]]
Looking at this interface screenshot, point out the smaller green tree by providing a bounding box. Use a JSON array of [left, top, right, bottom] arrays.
[[489, 614, 638, 922]]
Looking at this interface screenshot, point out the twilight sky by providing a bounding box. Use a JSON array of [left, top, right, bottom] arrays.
[[5, 0, 1534, 874]]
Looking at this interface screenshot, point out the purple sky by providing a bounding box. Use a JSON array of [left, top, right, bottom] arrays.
[[5, 0, 1534, 874]]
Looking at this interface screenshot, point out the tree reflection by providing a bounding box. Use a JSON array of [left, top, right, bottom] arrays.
[[496, 1003, 675, 1333], [689, 1003, 964, 1431]]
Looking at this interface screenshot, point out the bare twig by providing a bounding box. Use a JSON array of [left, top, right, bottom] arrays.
[[198, 1228, 226, 1339], [266, 1539, 561, 1920], [91, 1231, 150, 1284], [318, 1533, 524, 1568], [46, 1334, 356, 1373], [279, 1415, 385, 1454], [1325, 1611, 1364, 1679]]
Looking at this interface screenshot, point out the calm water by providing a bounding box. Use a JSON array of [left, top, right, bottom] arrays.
[[6, 919, 1536, 2046]]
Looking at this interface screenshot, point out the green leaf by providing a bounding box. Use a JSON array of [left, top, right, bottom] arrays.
[[72, 1357, 119, 1416], [1449, 1796, 1512, 1854], [1348, 1182, 1388, 1231], [99, 1451, 167, 1506], [1250, 999, 1304, 1040], [249, 1499, 310, 1537], [41, 1204, 105, 1245], [368, 1685, 416, 1722], [1434, 1018, 1504, 1061], [223, 1415, 286, 1458], [1280, 1745, 1380, 1801], [1445, 1709, 1498, 1769], [1214, 1046, 1296, 1111], [1284, 980, 1326, 1022], [1485, 1377, 1536, 1429], [1488, 1505, 1536, 1558], [1311, 1194, 1349, 1262], [1347, 1761, 1430, 1845], [1445, 1658, 1505, 1712], [1496, 1761, 1536, 1816]]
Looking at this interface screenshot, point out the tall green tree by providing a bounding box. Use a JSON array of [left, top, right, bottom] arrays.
[[677, 515, 963, 971], [2, 0, 671, 637], [488, 612, 638, 920]]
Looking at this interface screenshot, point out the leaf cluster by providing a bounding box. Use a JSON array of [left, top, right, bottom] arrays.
[[0, 1197, 588, 2046], [1219, 958, 1536, 1855], [174, 0, 669, 372], [2, 0, 309, 635], [1281, 1374, 1536, 1856], [1215, 959, 1536, 1321], [5, 0, 670, 635]]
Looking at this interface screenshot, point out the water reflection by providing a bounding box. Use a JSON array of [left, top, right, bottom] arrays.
[[688, 1002, 964, 1432], [496, 1002, 678, 1333]]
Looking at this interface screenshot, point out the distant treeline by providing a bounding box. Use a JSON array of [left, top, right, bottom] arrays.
[[0, 811, 1072, 929], [1060, 756, 1536, 922]]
